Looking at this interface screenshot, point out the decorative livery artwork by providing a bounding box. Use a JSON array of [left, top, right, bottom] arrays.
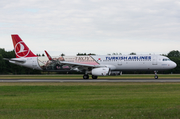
[[15, 41, 30, 57], [64, 56, 99, 65], [37, 56, 67, 71], [37, 56, 99, 71]]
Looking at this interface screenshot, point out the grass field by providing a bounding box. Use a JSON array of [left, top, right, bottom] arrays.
[[0, 82, 180, 119], [1, 74, 180, 79]]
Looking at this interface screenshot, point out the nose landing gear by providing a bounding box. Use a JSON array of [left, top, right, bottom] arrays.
[[154, 71, 158, 79]]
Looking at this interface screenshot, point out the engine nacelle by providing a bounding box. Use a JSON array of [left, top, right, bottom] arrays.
[[92, 68, 110, 76]]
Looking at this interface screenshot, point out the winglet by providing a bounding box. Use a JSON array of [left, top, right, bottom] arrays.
[[44, 50, 53, 60]]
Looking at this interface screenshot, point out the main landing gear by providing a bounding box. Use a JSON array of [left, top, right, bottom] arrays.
[[92, 75, 98, 79], [154, 71, 158, 79], [83, 74, 89, 79], [83, 74, 98, 79]]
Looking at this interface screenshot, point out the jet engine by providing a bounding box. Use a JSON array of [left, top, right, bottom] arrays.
[[91, 68, 110, 76]]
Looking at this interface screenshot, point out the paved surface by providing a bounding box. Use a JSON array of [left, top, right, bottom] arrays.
[[1, 78, 180, 82]]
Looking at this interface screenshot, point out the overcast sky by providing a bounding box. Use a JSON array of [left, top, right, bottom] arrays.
[[1, 0, 180, 56]]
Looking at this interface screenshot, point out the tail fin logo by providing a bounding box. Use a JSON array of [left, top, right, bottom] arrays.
[[15, 41, 30, 58]]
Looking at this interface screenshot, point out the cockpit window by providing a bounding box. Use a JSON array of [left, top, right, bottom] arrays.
[[163, 59, 171, 61]]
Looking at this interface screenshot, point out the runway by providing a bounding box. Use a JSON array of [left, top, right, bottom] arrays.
[[1, 78, 180, 82]]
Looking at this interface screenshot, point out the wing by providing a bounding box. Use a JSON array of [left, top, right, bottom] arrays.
[[59, 61, 104, 68], [44, 50, 105, 71]]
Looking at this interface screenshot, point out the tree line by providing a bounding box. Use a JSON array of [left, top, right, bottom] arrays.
[[0, 48, 41, 74], [0, 48, 179, 74]]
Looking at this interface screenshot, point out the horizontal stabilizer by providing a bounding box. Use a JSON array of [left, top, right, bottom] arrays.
[[3, 58, 26, 63]]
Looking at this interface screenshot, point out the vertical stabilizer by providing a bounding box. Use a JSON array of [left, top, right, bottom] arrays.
[[11, 34, 37, 58]]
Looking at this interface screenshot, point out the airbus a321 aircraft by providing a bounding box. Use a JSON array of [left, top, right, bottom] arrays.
[[4, 35, 177, 79]]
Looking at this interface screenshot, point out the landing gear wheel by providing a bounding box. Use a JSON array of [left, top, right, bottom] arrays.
[[92, 75, 98, 79], [154, 75, 158, 79], [83, 75, 89, 79]]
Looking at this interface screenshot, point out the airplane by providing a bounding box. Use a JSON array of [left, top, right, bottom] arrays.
[[4, 34, 177, 79]]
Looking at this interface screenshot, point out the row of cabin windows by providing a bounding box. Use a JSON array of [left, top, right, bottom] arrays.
[[98, 60, 152, 62], [66, 59, 155, 62], [66, 60, 95, 62]]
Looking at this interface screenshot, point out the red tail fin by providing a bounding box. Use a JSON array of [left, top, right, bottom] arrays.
[[11, 34, 37, 58]]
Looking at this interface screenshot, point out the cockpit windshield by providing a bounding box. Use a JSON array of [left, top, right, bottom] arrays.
[[163, 59, 171, 61]]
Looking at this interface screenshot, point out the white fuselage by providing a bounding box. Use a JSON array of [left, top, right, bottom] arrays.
[[92, 55, 176, 71], [10, 55, 176, 72], [9, 57, 42, 70]]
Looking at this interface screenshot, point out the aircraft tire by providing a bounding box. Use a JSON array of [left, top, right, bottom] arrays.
[[83, 75, 89, 79], [92, 75, 98, 79]]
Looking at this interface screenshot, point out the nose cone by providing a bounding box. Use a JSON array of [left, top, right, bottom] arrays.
[[171, 61, 177, 69]]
